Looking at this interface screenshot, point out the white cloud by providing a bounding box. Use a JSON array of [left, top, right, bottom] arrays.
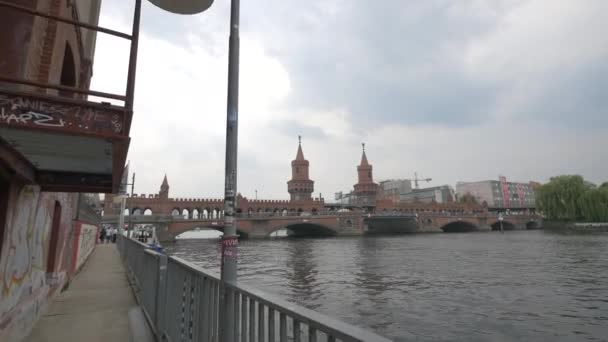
[[90, 0, 608, 200], [464, 0, 608, 79]]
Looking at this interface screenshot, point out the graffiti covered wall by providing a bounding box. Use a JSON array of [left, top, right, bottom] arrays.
[[0, 184, 77, 342], [71, 222, 98, 273]]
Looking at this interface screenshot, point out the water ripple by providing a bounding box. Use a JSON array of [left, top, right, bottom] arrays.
[[165, 231, 608, 341]]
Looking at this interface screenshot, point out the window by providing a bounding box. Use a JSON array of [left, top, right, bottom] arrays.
[[47, 201, 62, 273], [59, 43, 76, 97]]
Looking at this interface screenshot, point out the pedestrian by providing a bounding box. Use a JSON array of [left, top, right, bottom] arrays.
[[99, 227, 106, 243], [106, 228, 113, 243], [112, 227, 117, 243]]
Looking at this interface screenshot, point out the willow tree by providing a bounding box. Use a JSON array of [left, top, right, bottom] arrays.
[[578, 187, 608, 222], [536, 175, 591, 221]]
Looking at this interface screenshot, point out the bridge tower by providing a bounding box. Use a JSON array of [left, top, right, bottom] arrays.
[[287, 136, 314, 201], [159, 174, 169, 200], [353, 143, 378, 206]]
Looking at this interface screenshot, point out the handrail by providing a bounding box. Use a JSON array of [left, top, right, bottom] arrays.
[[118, 235, 392, 341], [0, 75, 127, 101], [0, 1, 132, 39]]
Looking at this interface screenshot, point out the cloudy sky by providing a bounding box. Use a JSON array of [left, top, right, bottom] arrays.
[[91, 0, 608, 200]]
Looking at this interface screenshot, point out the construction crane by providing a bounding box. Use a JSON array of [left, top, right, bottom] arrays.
[[413, 172, 432, 189]]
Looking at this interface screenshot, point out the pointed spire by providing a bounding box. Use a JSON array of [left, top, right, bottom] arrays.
[[360, 142, 369, 167], [295, 135, 305, 161], [161, 174, 169, 187]]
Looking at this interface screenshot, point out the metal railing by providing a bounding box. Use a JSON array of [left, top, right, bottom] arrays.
[[117, 234, 392, 342]]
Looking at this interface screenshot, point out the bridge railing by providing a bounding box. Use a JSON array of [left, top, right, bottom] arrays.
[[117, 234, 392, 342]]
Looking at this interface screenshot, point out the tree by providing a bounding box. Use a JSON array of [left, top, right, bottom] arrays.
[[536, 175, 591, 221], [458, 192, 478, 205], [578, 187, 608, 222]]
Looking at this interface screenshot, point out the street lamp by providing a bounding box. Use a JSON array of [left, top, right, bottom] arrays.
[[148, 0, 214, 14], [146, 1, 239, 341], [255, 189, 258, 200], [112, 194, 128, 236]]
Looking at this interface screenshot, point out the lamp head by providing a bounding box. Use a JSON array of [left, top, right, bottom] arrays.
[[148, 0, 214, 15]]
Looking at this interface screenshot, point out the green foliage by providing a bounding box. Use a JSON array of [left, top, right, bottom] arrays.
[[458, 192, 478, 204], [578, 187, 608, 222], [537, 175, 608, 222]]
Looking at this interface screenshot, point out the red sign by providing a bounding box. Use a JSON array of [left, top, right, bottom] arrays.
[[220, 235, 238, 270], [517, 183, 525, 207], [500, 176, 511, 209]]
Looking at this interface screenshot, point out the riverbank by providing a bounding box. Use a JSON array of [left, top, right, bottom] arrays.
[[543, 221, 608, 233]]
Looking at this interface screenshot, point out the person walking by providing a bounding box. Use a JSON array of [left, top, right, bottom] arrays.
[[111, 227, 117, 243], [105, 228, 112, 243], [99, 227, 106, 244]]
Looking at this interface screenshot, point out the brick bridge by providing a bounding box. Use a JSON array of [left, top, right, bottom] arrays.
[[102, 211, 542, 241], [102, 213, 366, 240], [415, 213, 542, 232], [102, 143, 542, 240]]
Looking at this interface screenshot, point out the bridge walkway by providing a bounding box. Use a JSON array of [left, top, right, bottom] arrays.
[[25, 244, 138, 342]]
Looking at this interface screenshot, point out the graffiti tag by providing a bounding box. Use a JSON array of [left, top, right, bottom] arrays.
[[0, 94, 124, 134], [0, 108, 65, 127]]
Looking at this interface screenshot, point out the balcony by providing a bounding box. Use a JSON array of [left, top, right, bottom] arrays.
[[0, 0, 140, 193]]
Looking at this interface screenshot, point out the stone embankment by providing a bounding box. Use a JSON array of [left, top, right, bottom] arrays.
[[544, 221, 608, 232]]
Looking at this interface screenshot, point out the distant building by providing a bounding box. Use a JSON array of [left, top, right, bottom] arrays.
[[456, 177, 537, 210], [399, 185, 455, 204], [378, 179, 412, 202]]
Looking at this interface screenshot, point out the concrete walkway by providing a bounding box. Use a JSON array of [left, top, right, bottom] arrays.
[[25, 244, 136, 342]]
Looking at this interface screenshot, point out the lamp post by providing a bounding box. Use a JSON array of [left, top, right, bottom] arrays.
[[112, 194, 127, 237], [499, 213, 504, 233], [255, 189, 258, 200], [147, 1, 237, 341]]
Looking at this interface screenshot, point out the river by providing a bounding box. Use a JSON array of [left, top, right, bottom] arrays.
[[164, 230, 608, 341]]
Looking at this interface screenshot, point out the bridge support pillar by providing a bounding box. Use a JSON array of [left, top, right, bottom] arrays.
[[478, 224, 492, 232], [155, 223, 176, 243]]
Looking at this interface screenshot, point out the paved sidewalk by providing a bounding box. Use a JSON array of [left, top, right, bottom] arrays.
[[25, 244, 136, 342]]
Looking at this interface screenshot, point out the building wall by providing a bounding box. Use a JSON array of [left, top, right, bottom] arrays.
[[378, 179, 412, 202], [0, 1, 102, 340], [0, 184, 78, 342], [456, 180, 536, 209], [71, 222, 98, 272], [399, 185, 454, 204], [456, 181, 495, 206]]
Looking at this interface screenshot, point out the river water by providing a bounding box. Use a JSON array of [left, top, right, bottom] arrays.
[[164, 231, 608, 341]]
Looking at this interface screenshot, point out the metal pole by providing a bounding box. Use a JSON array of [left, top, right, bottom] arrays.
[[131, 173, 136, 197], [125, 0, 142, 112], [220, 0, 240, 341], [118, 196, 126, 237]]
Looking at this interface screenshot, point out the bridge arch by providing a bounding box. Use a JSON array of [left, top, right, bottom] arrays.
[[268, 222, 337, 238], [170, 222, 249, 239], [192, 208, 200, 219], [526, 221, 540, 230], [171, 208, 180, 216], [132, 207, 142, 215], [181, 208, 190, 219], [440, 221, 479, 233], [143, 208, 153, 215], [491, 220, 516, 231]]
